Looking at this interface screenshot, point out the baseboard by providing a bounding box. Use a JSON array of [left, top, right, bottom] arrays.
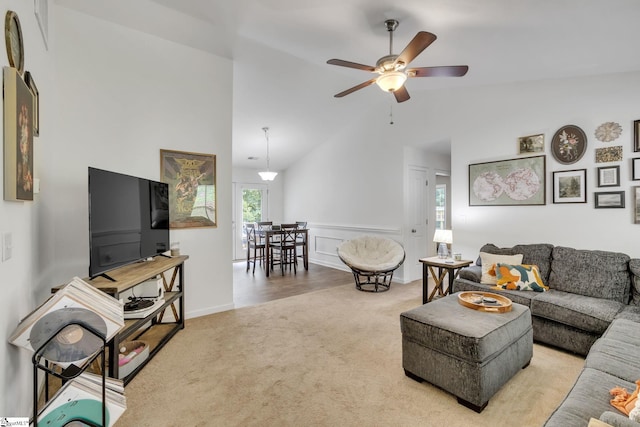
[[186, 303, 235, 319]]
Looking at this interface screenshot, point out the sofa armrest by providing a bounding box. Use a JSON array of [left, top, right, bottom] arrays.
[[600, 411, 640, 427], [629, 259, 640, 305], [458, 265, 481, 282]]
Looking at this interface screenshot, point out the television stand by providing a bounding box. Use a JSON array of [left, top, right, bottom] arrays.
[[53, 255, 188, 384]]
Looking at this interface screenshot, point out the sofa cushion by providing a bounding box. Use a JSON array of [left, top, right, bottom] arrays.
[[480, 252, 523, 284], [601, 319, 640, 347], [544, 368, 637, 427], [629, 259, 640, 306], [476, 243, 554, 283], [495, 263, 548, 291], [531, 290, 624, 334], [615, 306, 640, 324], [586, 336, 640, 383], [548, 246, 631, 303], [458, 265, 482, 282]]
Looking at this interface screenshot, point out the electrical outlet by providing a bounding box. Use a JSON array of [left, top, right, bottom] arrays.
[[3, 232, 12, 261]]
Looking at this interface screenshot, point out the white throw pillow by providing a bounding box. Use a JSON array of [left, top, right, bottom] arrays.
[[479, 252, 524, 285]]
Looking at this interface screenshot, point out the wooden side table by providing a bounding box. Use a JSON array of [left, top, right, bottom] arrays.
[[419, 256, 473, 303]]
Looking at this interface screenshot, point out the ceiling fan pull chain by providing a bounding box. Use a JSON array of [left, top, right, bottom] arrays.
[[389, 98, 394, 125]]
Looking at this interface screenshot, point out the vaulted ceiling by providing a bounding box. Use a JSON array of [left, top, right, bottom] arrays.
[[57, 0, 640, 171]]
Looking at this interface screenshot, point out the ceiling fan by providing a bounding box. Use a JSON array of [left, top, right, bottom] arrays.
[[327, 19, 469, 103]]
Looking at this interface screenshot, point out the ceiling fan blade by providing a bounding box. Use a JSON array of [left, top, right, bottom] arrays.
[[327, 59, 376, 72], [407, 65, 469, 77], [393, 86, 410, 103], [395, 32, 437, 67], [334, 78, 377, 98]]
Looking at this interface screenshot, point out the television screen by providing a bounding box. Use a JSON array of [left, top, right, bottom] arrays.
[[88, 167, 170, 279]]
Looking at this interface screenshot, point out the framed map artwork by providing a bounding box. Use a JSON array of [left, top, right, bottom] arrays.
[[469, 155, 546, 206], [160, 149, 216, 228]]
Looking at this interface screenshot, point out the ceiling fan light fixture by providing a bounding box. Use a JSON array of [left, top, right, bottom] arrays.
[[376, 71, 407, 92]]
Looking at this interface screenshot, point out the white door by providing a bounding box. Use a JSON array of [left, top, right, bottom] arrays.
[[406, 167, 429, 281], [233, 183, 268, 260]]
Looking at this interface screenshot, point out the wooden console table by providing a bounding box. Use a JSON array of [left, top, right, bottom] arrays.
[[53, 255, 188, 384], [419, 257, 473, 304]]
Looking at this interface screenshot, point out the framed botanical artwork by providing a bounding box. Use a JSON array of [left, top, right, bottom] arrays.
[[3, 67, 34, 201], [597, 165, 620, 187], [469, 155, 546, 206], [24, 71, 39, 137], [635, 120, 640, 152], [634, 187, 640, 223], [552, 169, 586, 204], [633, 158, 640, 181], [594, 191, 625, 209], [595, 146, 623, 163], [518, 133, 544, 154], [160, 149, 217, 228], [551, 125, 587, 164]]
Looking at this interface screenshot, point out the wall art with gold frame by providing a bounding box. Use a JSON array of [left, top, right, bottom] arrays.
[[3, 67, 34, 201], [160, 149, 216, 228]]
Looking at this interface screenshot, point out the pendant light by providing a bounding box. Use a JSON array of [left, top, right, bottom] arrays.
[[258, 127, 277, 181]]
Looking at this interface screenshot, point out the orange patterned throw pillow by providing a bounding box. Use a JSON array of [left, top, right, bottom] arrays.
[[494, 263, 548, 292]]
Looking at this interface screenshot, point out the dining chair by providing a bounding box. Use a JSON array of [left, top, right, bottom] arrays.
[[295, 222, 307, 268], [245, 223, 266, 274], [271, 224, 298, 275], [256, 221, 273, 245]]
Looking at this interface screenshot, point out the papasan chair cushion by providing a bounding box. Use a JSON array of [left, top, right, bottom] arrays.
[[337, 236, 405, 292]]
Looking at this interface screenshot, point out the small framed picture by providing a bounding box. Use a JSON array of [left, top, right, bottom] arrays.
[[518, 134, 544, 154], [24, 72, 39, 137], [597, 165, 620, 187], [634, 120, 640, 152], [552, 169, 586, 203], [634, 187, 640, 223], [633, 158, 640, 181], [594, 191, 625, 209]]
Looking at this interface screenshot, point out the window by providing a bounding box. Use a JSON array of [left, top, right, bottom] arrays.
[[435, 184, 446, 230]]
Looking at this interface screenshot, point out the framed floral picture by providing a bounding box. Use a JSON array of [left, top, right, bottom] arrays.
[[552, 169, 586, 204], [160, 149, 217, 228], [551, 125, 587, 164], [595, 146, 623, 163]]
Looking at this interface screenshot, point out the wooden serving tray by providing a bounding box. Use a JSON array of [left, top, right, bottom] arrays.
[[458, 291, 512, 313]]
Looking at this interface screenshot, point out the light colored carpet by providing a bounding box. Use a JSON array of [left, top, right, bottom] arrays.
[[115, 282, 584, 427]]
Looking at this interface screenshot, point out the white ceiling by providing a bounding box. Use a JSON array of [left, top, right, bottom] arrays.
[[57, 0, 640, 171]]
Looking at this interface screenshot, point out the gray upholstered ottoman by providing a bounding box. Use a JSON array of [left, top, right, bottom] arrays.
[[400, 292, 533, 412]]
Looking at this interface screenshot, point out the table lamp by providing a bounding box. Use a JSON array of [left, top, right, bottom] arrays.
[[433, 229, 452, 259]]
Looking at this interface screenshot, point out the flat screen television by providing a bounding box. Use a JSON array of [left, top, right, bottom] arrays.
[[88, 167, 170, 280]]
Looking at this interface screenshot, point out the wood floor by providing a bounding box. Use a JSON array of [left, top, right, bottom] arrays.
[[233, 260, 355, 308], [233, 260, 426, 308]]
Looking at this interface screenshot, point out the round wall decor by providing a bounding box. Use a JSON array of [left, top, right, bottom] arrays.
[[4, 10, 24, 74], [551, 124, 587, 164], [595, 122, 622, 143]]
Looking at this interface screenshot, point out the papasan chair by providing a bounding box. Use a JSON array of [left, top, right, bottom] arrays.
[[337, 236, 406, 292]]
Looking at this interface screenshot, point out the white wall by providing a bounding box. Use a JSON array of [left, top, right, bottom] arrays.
[[1, 3, 234, 416], [283, 112, 451, 282], [447, 72, 640, 260]]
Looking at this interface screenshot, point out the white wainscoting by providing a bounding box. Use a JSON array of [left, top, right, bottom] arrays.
[[307, 223, 409, 284]]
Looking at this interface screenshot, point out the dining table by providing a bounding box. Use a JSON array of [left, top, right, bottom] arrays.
[[257, 228, 309, 277]]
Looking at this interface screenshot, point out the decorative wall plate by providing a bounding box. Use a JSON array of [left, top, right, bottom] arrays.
[[4, 11, 24, 74], [551, 125, 587, 164], [595, 122, 622, 143]]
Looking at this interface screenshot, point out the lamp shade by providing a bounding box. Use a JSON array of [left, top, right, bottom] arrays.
[[433, 229, 453, 244], [258, 171, 278, 181], [376, 71, 407, 92]]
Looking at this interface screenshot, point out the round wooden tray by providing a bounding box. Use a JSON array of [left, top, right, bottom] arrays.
[[458, 291, 512, 313]]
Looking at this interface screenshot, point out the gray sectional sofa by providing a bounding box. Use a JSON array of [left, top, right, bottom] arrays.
[[451, 243, 640, 427]]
